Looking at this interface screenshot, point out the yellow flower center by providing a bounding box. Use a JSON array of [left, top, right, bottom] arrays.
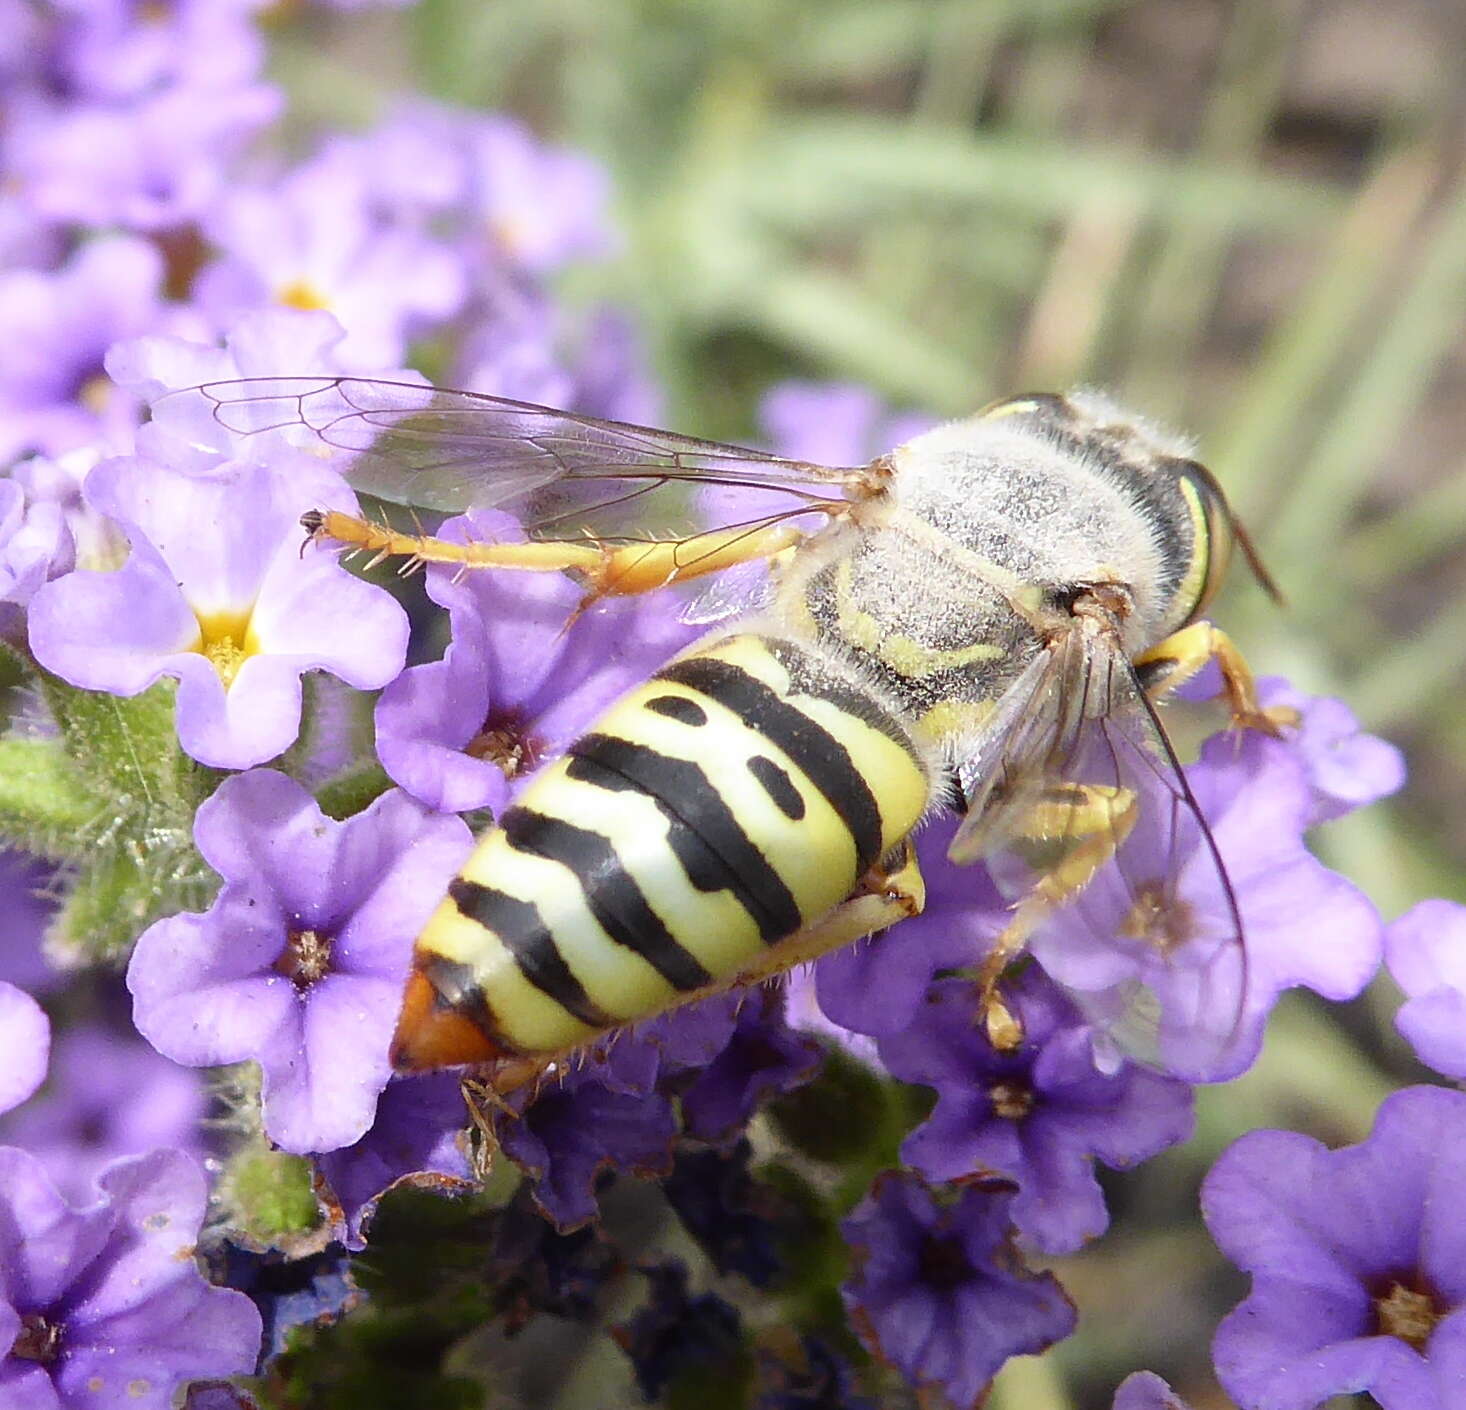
[[276, 928, 333, 988], [1373, 1278, 1442, 1351], [988, 1080, 1034, 1121], [1119, 880, 1196, 954], [277, 279, 331, 311], [78, 373, 114, 416], [196, 610, 256, 687]]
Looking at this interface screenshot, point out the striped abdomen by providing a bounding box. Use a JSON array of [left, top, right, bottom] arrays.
[[390, 633, 931, 1072]]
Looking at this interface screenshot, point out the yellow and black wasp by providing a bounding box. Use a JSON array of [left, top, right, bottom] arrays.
[[184, 378, 1281, 1088]]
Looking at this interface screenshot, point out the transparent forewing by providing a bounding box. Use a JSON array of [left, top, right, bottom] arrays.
[[950, 628, 1249, 1081], [170, 376, 868, 542]]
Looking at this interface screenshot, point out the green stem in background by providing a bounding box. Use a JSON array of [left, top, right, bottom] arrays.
[[1209, 138, 1439, 520], [989, 1352, 1078, 1410], [1123, 0, 1304, 418], [1346, 452, 1466, 587], [1264, 173, 1466, 590]]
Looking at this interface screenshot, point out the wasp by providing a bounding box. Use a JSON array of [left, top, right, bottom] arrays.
[[186, 378, 1281, 1088]]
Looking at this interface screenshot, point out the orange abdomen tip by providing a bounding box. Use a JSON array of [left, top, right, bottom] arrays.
[[390, 969, 508, 1072]]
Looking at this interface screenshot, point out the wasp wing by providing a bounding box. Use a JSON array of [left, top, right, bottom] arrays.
[[155, 376, 869, 543], [949, 623, 1249, 1082]]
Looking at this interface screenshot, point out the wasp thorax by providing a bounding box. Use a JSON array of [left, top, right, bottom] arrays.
[[1119, 881, 1196, 954], [275, 927, 333, 989]]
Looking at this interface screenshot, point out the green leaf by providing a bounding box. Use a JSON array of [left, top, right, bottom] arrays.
[[15, 673, 219, 957], [752, 115, 1342, 233], [225, 1142, 324, 1247], [0, 737, 96, 846]]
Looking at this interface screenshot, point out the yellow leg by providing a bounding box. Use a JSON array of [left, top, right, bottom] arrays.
[[976, 782, 1137, 1048], [302, 508, 807, 599], [1133, 621, 1292, 733]]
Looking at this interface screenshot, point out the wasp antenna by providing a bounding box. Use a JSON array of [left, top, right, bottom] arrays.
[[298, 508, 325, 559], [1231, 511, 1286, 607]]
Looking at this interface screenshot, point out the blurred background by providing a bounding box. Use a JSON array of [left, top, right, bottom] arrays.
[[246, 1, 1466, 1403]]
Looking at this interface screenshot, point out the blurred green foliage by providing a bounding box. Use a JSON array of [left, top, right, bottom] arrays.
[[264, 3, 1466, 1405]]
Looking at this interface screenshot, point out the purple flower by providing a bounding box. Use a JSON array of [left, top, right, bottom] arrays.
[[0, 237, 175, 465], [376, 508, 697, 815], [126, 770, 471, 1154], [1257, 676, 1406, 824], [493, 1068, 678, 1232], [1385, 900, 1466, 1080], [0, 477, 72, 640], [9, 450, 123, 585], [0, 1146, 261, 1409], [756, 1337, 876, 1410], [314, 1073, 474, 1250], [0, 1025, 205, 1208], [781, 964, 881, 1069], [452, 292, 659, 425], [1204, 1084, 1466, 1410], [758, 381, 933, 466], [8, 81, 281, 233], [112, 308, 420, 475], [1112, 1372, 1194, 1409], [675, 989, 821, 1145], [195, 149, 468, 370], [315, 105, 469, 224], [663, 1141, 785, 1288], [0, 983, 48, 1117], [841, 1173, 1076, 1407], [28, 452, 408, 769], [0, 850, 58, 996], [487, 1186, 620, 1333], [614, 1261, 743, 1403], [461, 115, 611, 275], [1027, 726, 1382, 1083], [47, 0, 266, 101], [581, 990, 746, 1098], [878, 972, 1194, 1253], [814, 811, 1006, 1040], [219, 1243, 362, 1361]]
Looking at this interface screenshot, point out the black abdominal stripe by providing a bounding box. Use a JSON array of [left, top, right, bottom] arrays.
[[414, 633, 931, 1056]]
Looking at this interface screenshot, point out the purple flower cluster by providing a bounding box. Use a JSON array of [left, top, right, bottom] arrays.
[[1204, 1085, 1466, 1409], [0, 1147, 260, 1409], [0, 6, 653, 1394], [128, 770, 471, 1155], [801, 658, 1400, 1401], [0, 4, 1443, 1404]]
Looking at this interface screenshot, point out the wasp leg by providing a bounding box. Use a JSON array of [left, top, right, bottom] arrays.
[[728, 841, 926, 988], [976, 782, 1138, 1048], [303, 508, 806, 600], [1133, 621, 1292, 733], [459, 1075, 508, 1182]]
